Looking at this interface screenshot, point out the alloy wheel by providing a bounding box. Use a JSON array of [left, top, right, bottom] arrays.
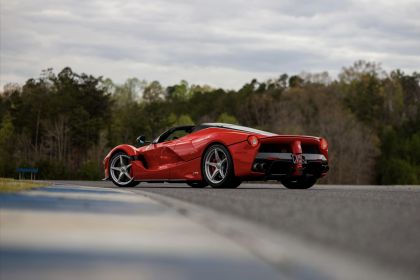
[[110, 154, 134, 186], [204, 147, 228, 184]]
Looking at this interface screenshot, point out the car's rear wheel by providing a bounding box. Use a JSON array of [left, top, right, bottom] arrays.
[[187, 181, 208, 188], [109, 152, 139, 187], [280, 177, 317, 189], [202, 144, 241, 188]]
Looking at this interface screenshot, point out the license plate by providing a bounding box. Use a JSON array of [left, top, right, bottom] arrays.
[[292, 154, 307, 164]]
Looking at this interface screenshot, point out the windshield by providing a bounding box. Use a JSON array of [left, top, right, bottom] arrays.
[[155, 125, 195, 143]]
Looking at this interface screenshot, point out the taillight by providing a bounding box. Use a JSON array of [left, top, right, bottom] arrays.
[[248, 135, 259, 147], [320, 138, 328, 150]]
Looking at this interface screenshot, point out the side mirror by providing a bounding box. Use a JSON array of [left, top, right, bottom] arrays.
[[136, 135, 150, 146]]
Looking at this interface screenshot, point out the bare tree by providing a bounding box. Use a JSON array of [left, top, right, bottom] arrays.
[[270, 88, 379, 184]]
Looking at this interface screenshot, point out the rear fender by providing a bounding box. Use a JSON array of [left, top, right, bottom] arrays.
[[198, 131, 249, 150], [228, 140, 261, 177], [189, 129, 251, 179]]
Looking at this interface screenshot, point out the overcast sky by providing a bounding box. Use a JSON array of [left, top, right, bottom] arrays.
[[1, 0, 419, 90]]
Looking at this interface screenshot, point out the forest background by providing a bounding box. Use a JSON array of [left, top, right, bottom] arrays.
[[0, 60, 419, 184]]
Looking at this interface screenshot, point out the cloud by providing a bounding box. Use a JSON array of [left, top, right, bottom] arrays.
[[1, 0, 419, 90]]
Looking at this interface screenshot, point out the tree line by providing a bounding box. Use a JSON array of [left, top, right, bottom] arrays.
[[0, 61, 419, 184]]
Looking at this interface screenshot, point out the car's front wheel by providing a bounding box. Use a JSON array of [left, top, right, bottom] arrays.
[[280, 177, 317, 189], [202, 144, 241, 188], [109, 152, 139, 187]]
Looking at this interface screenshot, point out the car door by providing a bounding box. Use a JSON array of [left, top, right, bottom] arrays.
[[139, 143, 170, 180], [160, 140, 182, 167], [140, 127, 196, 180], [159, 129, 198, 179]]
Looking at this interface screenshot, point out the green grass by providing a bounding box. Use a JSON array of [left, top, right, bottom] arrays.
[[0, 178, 48, 193]]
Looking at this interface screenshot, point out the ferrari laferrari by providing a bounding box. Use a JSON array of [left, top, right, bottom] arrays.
[[103, 123, 329, 189]]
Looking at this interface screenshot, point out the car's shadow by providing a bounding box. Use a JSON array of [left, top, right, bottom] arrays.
[[129, 186, 289, 190], [126, 183, 329, 190]]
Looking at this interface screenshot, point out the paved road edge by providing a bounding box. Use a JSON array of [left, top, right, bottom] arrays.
[[136, 189, 411, 280]]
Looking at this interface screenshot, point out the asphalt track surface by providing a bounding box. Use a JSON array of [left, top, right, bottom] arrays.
[[54, 181, 420, 279]]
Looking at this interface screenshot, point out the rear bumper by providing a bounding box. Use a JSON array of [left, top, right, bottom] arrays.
[[252, 152, 329, 179]]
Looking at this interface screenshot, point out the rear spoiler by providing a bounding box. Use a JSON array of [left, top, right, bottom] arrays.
[[259, 135, 320, 145]]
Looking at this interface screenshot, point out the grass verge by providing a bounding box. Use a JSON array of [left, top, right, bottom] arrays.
[[0, 178, 47, 193]]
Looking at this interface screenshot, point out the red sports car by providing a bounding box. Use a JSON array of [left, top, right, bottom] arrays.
[[103, 123, 329, 189]]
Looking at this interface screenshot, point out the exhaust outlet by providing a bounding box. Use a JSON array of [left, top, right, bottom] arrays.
[[253, 163, 261, 170], [260, 163, 266, 170]]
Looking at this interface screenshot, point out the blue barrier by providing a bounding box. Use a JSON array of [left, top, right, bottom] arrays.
[[16, 167, 39, 180], [16, 168, 39, 173]]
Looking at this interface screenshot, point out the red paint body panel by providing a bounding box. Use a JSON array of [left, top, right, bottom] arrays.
[[228, 140, 260, 177], [103, 125, 329, 182]]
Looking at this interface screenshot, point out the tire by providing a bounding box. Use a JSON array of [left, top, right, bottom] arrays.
[[280, 177, 317, 189], [202, 144, 241, 188], [109, 152, 140, 187], [187, 181, 208, 188]]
